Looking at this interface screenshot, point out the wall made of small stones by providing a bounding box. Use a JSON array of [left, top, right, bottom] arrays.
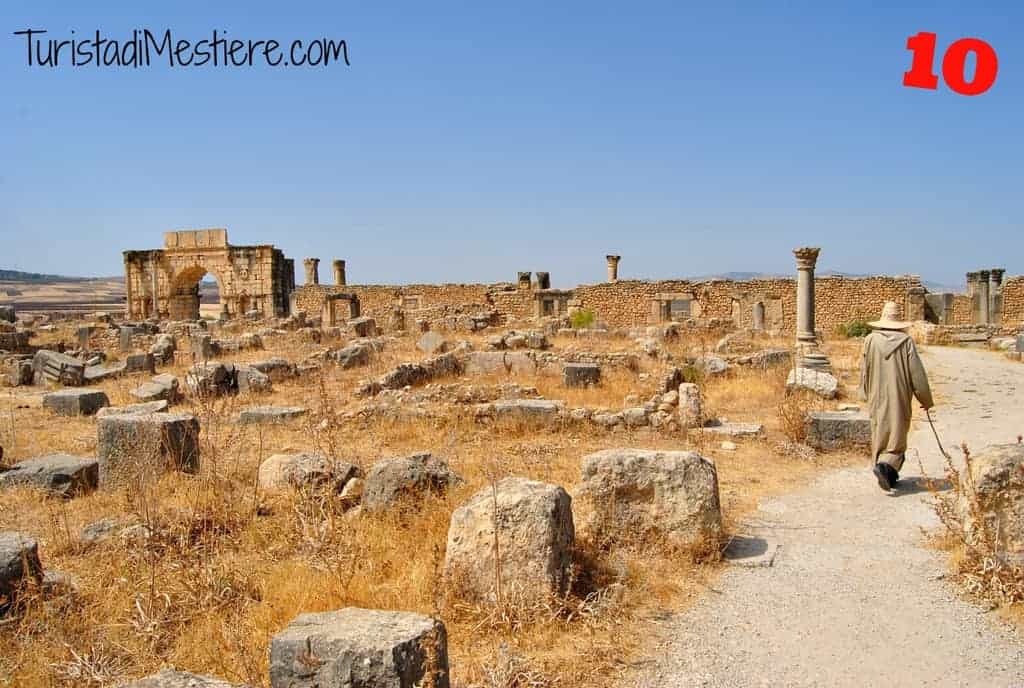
[[294, 274, 927, 334], [293, 283, 500, 322], [1000, 277, 1024, 326]]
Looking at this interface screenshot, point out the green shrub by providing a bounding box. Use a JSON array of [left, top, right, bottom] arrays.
[[570, 309, 596, 329], [837, 320, 872, 338], [681, 365, 704, 385]]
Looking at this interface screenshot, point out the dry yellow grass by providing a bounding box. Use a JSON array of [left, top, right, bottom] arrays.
[[0, 326, 864, 686]]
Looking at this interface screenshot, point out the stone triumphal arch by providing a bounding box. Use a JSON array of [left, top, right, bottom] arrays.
[[123, 228, 295, 320]]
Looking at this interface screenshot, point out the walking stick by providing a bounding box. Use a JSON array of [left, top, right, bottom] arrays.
[[925, 407, 953, 461]]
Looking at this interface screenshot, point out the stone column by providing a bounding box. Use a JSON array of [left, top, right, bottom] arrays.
[[793, 247, 820, 344], [793, 247, 829, 371], [990, 268, 1005, 325], [535, 272, 551, 290], [123, 256, 134, 319], [303, 258, 320, 285], [332, 259, 346, 286], [606, 255, 621, 282], [517, 272, 532, 290], [150, 253, 160, 319], [977, 269, 991, 325]]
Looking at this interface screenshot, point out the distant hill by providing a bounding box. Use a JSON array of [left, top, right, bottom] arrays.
[[0, 269, 122, 283]]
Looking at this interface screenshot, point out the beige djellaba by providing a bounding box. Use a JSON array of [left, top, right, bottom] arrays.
[[858, 329, 934, 471]]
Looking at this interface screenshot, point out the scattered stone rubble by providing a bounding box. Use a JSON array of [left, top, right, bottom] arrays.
[[362, 453, 462, 513], [961, 443, 1024, 566], [579, 449, 722, 550], [444, 477, 574, 605], [0, 454, 99, 498], [270, 608, 450, 688]]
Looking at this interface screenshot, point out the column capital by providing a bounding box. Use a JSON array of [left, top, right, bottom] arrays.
[[606, 255, 621, 264], [793, 247, 821, 270], [965, 271, 980, 283], [978, 269, 991, 281], [990, 268, 1005, 283]]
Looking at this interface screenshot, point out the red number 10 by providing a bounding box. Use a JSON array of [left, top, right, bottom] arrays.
[[904, 31, 999, 96]]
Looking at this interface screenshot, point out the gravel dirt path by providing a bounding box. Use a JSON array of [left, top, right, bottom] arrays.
[[634, 346, 1024, 687]]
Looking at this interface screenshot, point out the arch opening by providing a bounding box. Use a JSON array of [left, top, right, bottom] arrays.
[[169, 266, 223, 321]]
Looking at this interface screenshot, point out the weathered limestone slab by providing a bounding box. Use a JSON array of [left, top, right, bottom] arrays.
[[464, 351, 537, 376], [97, 413, 200, 485], [238, 406, 307, 425], [132, 373, 181, 402], [349, 316, 378, 337], [0, 454, 99, 497], [124, 352, 157, 374], [416, 331, 449, 355], [42, 388, 110, 416], [258, 453, 361, 492], [579, 449, 722, 550], [963, 443, 1024, 566], [805, 411, 871, 450], [32, 349, 85, 386], [489, 399, 564, 422], [6, 359, 33, 386], [235, 365, 273, 394], [121, 669, 249, 687], [269, 608, 450, 688], [249, 357, 297, 381], [97, 400, 170, 417], [563, 362, 601, 387], [786, 367, 838, 399], [444, 477, 574, 604], [150, 334, 177, 363], [0, 531, 43, 603], [702, 421, 763, 437], [186, 362, 235, 396], [333, 343, 372, 369], [362, 453, 461, 513], [678, 382, 702, 429]]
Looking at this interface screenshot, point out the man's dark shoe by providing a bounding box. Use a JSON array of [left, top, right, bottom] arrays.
[[887, 464, 900, 489], [873, 463, 892, 491]]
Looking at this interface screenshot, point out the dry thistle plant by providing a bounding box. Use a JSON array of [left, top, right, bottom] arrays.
[[927, 443, 1024, 609]]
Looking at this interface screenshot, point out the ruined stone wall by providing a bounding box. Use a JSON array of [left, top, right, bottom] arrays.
[[949, 294, 974, 326], [814, 276, 922, 333], [572, 280, 697, 327], [1000, 277, 1024, 326], [571, 276, 919, 333], [293, 273, 926, 334], [293, 283, 500, 322], [489, 287, 536, 321]]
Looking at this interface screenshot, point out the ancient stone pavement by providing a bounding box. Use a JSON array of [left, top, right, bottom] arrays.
[[635, 346, 1024, 687]]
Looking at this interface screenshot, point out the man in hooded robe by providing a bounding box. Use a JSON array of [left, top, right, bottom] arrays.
[[858, 301, 934, 491]]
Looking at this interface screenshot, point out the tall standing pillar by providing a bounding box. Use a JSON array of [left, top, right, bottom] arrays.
[[606, 255, 621, 282], [150, 252, 160, 319], [332, 259, 347, 286], [977, 269, 991, 325], [793, 247, 820, 344], [303, 258, 320, 285], [990, 268, 1004, 325], [793, 247, 829, 371]]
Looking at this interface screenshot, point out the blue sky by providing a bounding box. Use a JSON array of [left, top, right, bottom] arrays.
[[1, 1, 1021, 287]]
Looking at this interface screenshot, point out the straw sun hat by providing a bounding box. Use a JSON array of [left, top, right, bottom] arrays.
[[869, 301, 910, 330]]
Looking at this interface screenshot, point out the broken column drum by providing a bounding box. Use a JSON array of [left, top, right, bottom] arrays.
[[332, 259, 346, 286], [606, 255, 621, 282], [303, 258, 320, 286]]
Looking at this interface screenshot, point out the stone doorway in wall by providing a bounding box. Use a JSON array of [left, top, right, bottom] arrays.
[[169, 265, 223, 321]]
